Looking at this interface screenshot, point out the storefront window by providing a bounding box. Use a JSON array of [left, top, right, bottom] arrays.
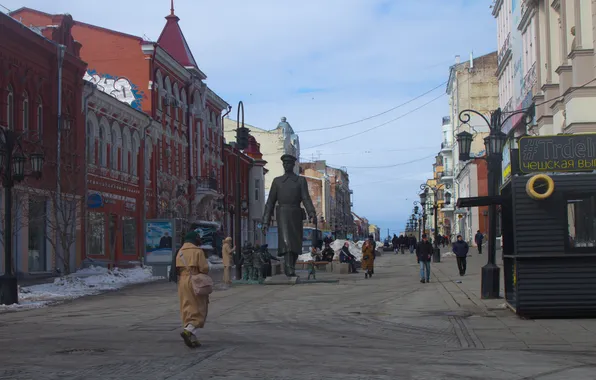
[[28, 197, 46, 272], [88, 212, 105, 255], [568, 196, 596, 248], [122, 216, 136, 256]]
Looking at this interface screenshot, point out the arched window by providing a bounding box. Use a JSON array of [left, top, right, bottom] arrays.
[[111, 123, 122, 170], [132, 132, 140, 176], [6, 85, 14, 130], [173, 82, 180, 121], [22, 91, 29, 131], [155, 70, 163, 111], [86, 120, 95, 163], [36, 96, 43, 135], [122, 128, 132, 173], [164, 77, 172, 116], [180, 90, 187, 125], [98, 118, 110, 167]]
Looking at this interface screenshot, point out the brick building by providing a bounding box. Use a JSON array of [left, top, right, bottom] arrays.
[[11, 5, 231, 261], [0, 12, 87, 275]]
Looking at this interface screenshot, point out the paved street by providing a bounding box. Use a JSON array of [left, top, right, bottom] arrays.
[[1, 252, 596, 379]]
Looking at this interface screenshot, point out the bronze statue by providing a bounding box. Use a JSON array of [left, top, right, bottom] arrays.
[[262, 154, 316, 277]]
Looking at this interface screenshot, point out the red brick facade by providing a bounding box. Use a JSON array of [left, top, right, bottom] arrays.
[[0, 12, 87, 273]]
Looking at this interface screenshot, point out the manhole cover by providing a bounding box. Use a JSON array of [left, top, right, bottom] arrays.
[[56, 348, 107, 354]]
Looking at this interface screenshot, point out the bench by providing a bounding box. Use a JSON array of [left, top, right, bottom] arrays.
[[295, 261, 332, 272]]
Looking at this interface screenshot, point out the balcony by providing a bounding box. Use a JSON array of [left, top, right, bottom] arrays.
[[521, 62, 537, 98], [439, 169, 454, 183], [498, 33, 511, 66], [441, 141, 452, 153]]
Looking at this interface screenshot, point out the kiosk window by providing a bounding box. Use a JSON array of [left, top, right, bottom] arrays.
[[567, 196, 596, 248]]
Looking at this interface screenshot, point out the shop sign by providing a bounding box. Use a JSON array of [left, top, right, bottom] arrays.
[[519, 133, 596, 173], [124, 202, 135, 211], [87, 193, 103, 209]]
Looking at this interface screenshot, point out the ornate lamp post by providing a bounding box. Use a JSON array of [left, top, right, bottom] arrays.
[[0, 128, 45, 305], [455, 106, 534, 299], [234, 101, 250, 281], [419, 182, 451, 263]]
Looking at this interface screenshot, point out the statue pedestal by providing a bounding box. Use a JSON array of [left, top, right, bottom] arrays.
[[263, 275, 299, 285]]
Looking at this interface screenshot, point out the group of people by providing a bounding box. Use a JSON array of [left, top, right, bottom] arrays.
[[238, 242, 280, 282], [390, 234, 417, 254]]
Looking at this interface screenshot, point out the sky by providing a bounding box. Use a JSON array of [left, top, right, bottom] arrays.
[[1, 0, 497, 236]]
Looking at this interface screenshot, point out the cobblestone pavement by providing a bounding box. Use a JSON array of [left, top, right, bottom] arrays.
[[1, 254, 596, 379]]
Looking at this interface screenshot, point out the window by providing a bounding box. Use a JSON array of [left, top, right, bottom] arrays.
[[6, 85, 14, 129], [36, 97, 43, 134], [28, 197, 47, 272], [98, 126, 106, 166], [86, 121, 95, 164], [22, 92, 29, 131], [567, 196, 596, 248], [87, 212, 106, 256], [255, 179, 260, 201], [122, 216, 136, 255], [111, 127, 120, 170]]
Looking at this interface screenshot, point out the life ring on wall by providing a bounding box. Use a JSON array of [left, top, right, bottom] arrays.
[[525, 174, 555, 200]]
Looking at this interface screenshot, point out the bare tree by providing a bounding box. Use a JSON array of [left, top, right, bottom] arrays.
[[33, 127, 84, 276]]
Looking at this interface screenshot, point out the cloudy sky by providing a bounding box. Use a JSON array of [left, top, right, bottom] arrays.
[[3, 0, 496, 236]]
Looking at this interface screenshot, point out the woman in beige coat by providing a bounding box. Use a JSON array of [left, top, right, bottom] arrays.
[[222, 237, 234, 285], [176, 231, 210, 348]]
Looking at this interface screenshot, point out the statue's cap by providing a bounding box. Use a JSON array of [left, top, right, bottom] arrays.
[[280, 154, 297, 162]]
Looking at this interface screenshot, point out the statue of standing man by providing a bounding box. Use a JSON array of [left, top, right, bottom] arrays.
[[262, 154, 316, 277]]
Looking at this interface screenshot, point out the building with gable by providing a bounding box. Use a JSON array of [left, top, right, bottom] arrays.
[[10, 4, 233, 264]]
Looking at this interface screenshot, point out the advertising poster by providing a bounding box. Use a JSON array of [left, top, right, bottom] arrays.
[[145, 219, 176, 264]]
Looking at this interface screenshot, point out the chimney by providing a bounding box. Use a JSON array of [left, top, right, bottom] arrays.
[[455, 55, 460, 64]]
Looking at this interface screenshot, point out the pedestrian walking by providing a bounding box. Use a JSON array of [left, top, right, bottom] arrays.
[[175, 231, 210, 348], [453, 235, 470, 276], [416, 234, 433, 283], [408, 235, 417, 254], [222, 237, 234, 285], [392, 234, 399, 253], [339, 242, 358, 274], [475, 230, 484, 254], [362, 235, 375, 279]]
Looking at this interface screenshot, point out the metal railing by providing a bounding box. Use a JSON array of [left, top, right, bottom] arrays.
[[498, 33, 511, 66]]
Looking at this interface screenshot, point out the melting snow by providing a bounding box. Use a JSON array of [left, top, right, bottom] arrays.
[[298, 240, 382, 262], [0, 266, 162, 311]]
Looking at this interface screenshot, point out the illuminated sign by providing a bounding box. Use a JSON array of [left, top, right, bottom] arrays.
[[519, 134, 596, 173]]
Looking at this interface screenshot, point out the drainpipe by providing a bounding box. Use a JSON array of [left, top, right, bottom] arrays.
[[81, 81, 96, 266], [140, 117, 152, 266]]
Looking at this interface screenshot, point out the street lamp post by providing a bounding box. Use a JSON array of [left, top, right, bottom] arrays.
[[456, 106, 534, 299], [419, 183, 451, 263], [0, 129, 44, 305], [234, 101, 250, 281]]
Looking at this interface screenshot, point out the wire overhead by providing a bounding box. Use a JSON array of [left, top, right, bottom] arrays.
[[329, 153, 437, 170], [302, 93, 446, 150]]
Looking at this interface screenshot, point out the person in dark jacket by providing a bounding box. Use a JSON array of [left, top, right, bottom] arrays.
[[321, 242, 335, 262], [408, 235, 417, 254], [452, 235, 470, 276], [474, 230, 484, 254], [339, 242, 358, 273], [391, 234, 399, 253], [416, 234, 433, 283]]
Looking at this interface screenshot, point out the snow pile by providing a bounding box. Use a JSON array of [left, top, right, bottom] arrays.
[[442, 251, 456, 258], [298, 239, 366, 262], [0, 266, 162, 311]]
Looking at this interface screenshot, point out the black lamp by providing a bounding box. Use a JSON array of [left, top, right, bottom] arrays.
[[12, 153, 26, 181], [456, 131, 473, 161], [484, 130, 507, 158], [419, 190, 427, 205], [445, 192, 452, 205]]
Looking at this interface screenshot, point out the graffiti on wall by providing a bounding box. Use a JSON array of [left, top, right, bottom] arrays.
[[83, 70, 145, 110]]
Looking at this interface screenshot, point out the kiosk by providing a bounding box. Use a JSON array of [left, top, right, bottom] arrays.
[[499, 133, 596, 318]]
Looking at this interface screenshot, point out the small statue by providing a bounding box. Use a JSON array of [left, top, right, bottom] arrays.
[[241, 242, 254, 281], [252, 244, 264, 282], [262, 154, 317, 277], [259, 244, 279, 278], [490, 108, 502, 129], [308, 247, 319, 280]]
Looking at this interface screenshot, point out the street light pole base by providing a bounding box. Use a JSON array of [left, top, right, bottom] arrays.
[[480, 263, 500, 299], [433, 248, 441, 263], [0, 274, 18, 306]]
